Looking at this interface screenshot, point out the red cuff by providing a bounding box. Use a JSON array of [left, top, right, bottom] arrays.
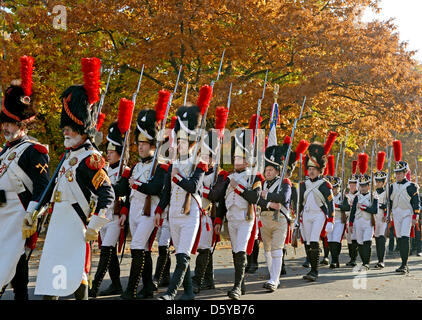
[[131, 183, 140, 190], [234, 184, 245, 195], [413, 214, 418, 220], [214, 217, 223, 225], [203, 186, 210, 199], [121, 207, 129, 216], [122, 168, 131, 179], [93, 212, 99, 216], [172, 173, 183, 184], [349, 222, 353, 227], [258, 220, 263, 228], [334, 204, 339, 208], [197, 161, 208, 172], [155, 206, 164, 215], [327, 217, 334, 223]]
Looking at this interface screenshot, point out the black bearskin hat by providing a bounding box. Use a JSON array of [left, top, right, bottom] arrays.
[[264, 145, 285, 171], [60, 85, 96, 138], [106, 121, 124, 155], [305, 142, 327, 172], [1, 82, 37, 124], [174, 105, 201, 142], [134, 109, 157, 145]]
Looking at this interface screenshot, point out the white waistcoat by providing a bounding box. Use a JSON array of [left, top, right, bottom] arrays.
[[303, 179, 325, 213], [391, 182, 413, 212], [333, 193, 342, 220], [355, 193, 372, 221], [129, 160, 159, 214]]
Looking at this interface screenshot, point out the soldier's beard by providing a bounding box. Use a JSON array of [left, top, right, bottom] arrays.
[[64, 134, 84, 148]]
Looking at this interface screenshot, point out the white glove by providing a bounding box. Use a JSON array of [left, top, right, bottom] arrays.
[[85, 214, 109, 242], [325, 222, 334, 233]]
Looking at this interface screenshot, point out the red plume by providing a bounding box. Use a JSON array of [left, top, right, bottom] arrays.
[[377, 151, 386, 171], [117, 98, 134, 134], [196, 85, 213, 115], [283, 136, 292, 145], [358, 153, 368, 175], [324, 131, 338, 155], [20, 56, 34, 97], [96, 112, 106, 131], [393, 140, 402, 162], [81, 57, 101, 106], [295, 140, 310, 161], [352, 160, 358, 175], [249, 114, 262, 142], [170, 116, 177, 130], [328, 155, 335, 177], [215, 106, 229, 136], [155, 90, 171, 123]]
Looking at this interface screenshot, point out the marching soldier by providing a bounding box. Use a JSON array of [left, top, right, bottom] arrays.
[[191, 130, 220, 294], [299, 134, 336, 282], [345, 160, 359, 267], [116, 104, 169, 300], [372, 151, 388, 268], [387, 140, 420, 274], [0, 56, 50, 300], [214, 124, 264, 300], [348, 153, 375, 271], [326, 156, 349, 269], [33, 58, 115, 300], [257, 137, 308, 292], [154, 101, 209, 300], [88, 120, 129, 298]]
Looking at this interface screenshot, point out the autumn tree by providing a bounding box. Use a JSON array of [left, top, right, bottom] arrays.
[[0, 0, 421, 170]]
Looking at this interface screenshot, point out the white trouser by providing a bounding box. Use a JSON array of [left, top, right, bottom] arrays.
[[327, 219, 345, 243], [392, 208, 412, 238], [268, 249, 283, 287], [169, 209, 200, 255], [227, 219, 254, 253], [374, 218, 387, 238], [354, 217, 374, 244], [302, 210, 326, 245], [198, 215, 213, 250], [99, 215, 121, 247], [157, 218, 171, 247], [129, 213, 155, 250]]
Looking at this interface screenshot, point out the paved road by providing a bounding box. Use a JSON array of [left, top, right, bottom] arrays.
[[3, 240, 422, 300]]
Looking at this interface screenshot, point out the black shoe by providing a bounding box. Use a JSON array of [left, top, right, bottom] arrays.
[[302, 260, 310, 268], [99, 283, 123, 296], [320, 257, 329, 265], [417, 252, 422, 257], [246, 263, 258, 274], [280, 264, 287, 275], [395, 265, 409, 274], [346, 259, 357, 267], [360, 264, 370, 271], [374, 262, 385, 269], [303, 270, 318, 281], [265, 283, 277, 292], [329, 262, 340, 269]]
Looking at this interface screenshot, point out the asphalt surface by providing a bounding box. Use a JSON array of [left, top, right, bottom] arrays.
[[3, 238, 422, 300]]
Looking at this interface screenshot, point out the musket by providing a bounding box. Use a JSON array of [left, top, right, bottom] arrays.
[[335, 140, 342, 176], [26, 149, 70, 262], [370, 142, 375, 202], [183, 81, 189, 106], [247, 70, 268, 188], [384, 145, 393, 237], [146, 65, 182, 183], [292, 153, 303, 250], [340, 129, 348, 201], [189, 50, 225, 176], [95, 66, 114, 121], [415, 156, 419, 186], [116, 65, 144, 181], [272, 96, 306, 222]]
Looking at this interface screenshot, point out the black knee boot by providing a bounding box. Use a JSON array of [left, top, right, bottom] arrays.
[[99, 246, 123, 296], [138, 251, 154, 299], [153, 246, 170, 290], [320, 242, 330, 265], [280, 248, 287, 275], [303, 245, 311, 268], [202, 250, 215, 290], [121, 249, 145, 300], [346, 240, 358, 266], [159, 253, 190, 300], [397, 236, 410, 273], [304, 242, 319, 281], [249, 240, 259, 273], [375, 236, 386, 268], [228, 251, 246, 300], [89, 246, 113, 298], [363, 241, 372, 269], [329, 242, 340, 268], [179, 264, 194, 300], [192, 249, 210, 294], [10, 253, 28, 300], [74, 283, 88, 300]]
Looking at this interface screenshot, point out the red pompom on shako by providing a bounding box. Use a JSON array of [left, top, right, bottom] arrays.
[[327, 154, 335, 177], [295, 140, 310, 161], [358, 153, 369, 175], [20, 56, 34, 97], [324, 131, 338, 155], [283, 135, 292, 146], [196, 85, 213, 115], [215, 106, 229, 137], [155, 90, 171, 123], [96, 112, 106, 131], [170, 116, 177, 129], [377, 151, 386, 171], [249, 114, 262, 142], [117, 98, 134, 134], [81, 57, 101, 106], [393, 140, 402, 162], [352, 160, 358, 175]]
